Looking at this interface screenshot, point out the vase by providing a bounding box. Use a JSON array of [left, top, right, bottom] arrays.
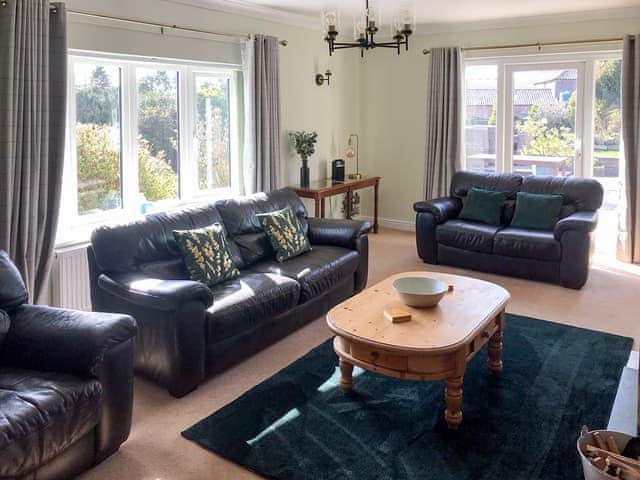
[[300, 158, 310, 187]]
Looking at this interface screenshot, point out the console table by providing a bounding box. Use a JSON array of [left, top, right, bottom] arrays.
[[288, 176, 380, 233]]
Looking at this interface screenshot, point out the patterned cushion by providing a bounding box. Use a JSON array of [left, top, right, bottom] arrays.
[[257, 207, 311, 263], [173, 224, 240, 287]]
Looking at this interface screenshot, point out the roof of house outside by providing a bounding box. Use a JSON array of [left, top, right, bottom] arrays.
[[466, 88, 558, 107], [534, 69, 578, 84]]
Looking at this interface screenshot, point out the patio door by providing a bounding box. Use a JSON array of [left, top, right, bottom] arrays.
[[504, 62, 586, 177]]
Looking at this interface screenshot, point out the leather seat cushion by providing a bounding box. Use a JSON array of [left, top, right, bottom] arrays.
[[0, 368, 102, 478], [494, 227, 561, 261], [436, 220, 503, 254], [206, 272, 301, 342], [249, 246, 359, 303]]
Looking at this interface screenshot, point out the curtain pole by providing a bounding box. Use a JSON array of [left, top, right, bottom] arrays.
[[422, 37, 623, 55]]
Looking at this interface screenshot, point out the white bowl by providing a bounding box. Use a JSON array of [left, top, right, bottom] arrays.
[[392, 277, 449, 308]]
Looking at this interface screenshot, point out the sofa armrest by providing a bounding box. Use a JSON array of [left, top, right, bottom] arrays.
[[1, 305, 136, 378], [413, 197, 462, 224], [307, 217, 372, 250], [554, 211, 598, 240], [98, 272, 214, 312]]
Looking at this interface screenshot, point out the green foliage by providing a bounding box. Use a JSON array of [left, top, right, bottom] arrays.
[[594, 60, 622, 147], [76, 66, 119, 126], [138, 137, 178, 201], [566, 91, 577, 129], [196, 79, 230, 190], [289, 131, 318, 162], [487, 101, 497, 126], [516, 105, 574, 157]]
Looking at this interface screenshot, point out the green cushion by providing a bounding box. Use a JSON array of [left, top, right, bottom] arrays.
[[510, 192, 564, 231], [173, 223, 240, 287], [257, 206, 311, 262], [457, 187, 508, 226]]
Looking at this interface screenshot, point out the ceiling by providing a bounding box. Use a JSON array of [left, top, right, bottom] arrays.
[[175, 0, 640, 30]]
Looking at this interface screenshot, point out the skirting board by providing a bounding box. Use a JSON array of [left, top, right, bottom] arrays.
[[358, 216, 415, 232]]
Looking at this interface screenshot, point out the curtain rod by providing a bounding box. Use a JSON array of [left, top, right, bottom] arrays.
[[422, 37, 622, 55], [0, 1, 288, 46]]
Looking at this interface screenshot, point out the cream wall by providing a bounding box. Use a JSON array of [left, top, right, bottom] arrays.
[[357, 15, 640, 226], [64, 0, 361, 216]]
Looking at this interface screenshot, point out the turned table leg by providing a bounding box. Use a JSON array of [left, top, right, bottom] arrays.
[[488, 330, 503, 374], [444, 376, 463, 429], [339, 359, 354, 392]]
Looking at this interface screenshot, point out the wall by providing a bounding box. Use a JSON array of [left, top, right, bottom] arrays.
[[64, 0, 361, 216], [357, 14, 640, 228]]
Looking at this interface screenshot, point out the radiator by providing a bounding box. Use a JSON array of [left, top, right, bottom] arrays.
[[51, 244, 92, 311]]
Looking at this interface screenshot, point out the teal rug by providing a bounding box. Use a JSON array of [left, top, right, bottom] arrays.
[[183, 314, 633, 480]]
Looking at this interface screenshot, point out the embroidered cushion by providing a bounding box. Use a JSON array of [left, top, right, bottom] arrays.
[[256, 207, 311, 262]]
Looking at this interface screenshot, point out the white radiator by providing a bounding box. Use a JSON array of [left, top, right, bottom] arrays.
[[51, 244, 92, 311]]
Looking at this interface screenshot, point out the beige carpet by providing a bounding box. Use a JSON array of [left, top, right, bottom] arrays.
[[80, 228, 640, 480]]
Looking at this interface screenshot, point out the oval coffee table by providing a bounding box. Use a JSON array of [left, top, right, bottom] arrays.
[[326, 271, 510, 429]]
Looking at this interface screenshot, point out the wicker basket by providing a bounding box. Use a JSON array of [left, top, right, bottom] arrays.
[[577, 426, 633, 480]]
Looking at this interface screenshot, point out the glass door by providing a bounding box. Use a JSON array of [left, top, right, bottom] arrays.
[[505, 62, 585, 177]]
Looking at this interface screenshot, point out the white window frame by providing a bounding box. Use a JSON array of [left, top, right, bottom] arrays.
[[59, 52, 241, 240], [463, 48, 622, 179]]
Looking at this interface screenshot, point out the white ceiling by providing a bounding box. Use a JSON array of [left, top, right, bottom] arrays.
[[174, 0, 640, 30]]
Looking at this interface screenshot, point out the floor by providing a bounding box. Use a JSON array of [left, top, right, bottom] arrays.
[[80, 228, 640, 480]]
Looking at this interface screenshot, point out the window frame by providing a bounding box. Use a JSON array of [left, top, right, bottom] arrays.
[[60, 52, 241, 238], [462, 48, 622, 179]]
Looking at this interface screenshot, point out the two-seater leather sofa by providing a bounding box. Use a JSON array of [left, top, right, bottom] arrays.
[[0, 250, 137, 479], [414, 171, 603, 289], [89, 188, 371, 397]]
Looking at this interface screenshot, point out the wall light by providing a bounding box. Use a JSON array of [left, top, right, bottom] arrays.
[[315, 69, 332, 86]]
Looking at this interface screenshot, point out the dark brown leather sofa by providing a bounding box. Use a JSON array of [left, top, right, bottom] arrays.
[[414, 171, 604, 289], [0, 251, 137, 479], [88, 188, 371, 398]]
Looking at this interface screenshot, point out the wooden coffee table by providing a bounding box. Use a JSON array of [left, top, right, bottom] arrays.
[[326, 271, 510, 429]]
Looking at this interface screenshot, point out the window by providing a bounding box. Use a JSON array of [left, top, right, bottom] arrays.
[[61, 54, 239, 233]]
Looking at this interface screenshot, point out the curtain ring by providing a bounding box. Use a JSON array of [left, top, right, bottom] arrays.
[[537, 42, 542, 52]]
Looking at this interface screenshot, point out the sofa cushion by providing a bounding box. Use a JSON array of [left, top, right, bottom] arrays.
[[0, 251, 28, 311], [510, 192, 564, 231], [458, 187, 508, 226], [494, 227, 562, 261], [0, 310, 9, 347], [521, 175, 603, 212], [249, 245, 359, 303], [206, 272, 300, 342], [257, 206, 311, 262], [436, 220, 503, 254], [0, 368, 102, 478]]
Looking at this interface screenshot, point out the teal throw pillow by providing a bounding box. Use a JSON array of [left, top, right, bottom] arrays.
[[173, 223, 240, 287], [257, 206, 311, 262], [510, 192, 564, 231], [458, 187, 508, 226]]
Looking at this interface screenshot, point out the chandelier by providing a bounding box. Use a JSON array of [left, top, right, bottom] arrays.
[[322, 1, 415, 57]]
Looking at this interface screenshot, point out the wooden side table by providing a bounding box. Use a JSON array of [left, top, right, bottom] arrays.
[[287, 176, 380, 233]]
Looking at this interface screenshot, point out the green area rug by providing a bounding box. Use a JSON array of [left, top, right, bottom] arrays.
[[182, 314, 633, 480]]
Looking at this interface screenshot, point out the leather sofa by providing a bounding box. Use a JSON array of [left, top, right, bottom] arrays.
[[88, 188, 371, 398], [0, 250, 137, 480], [414, 171, 604, 289]]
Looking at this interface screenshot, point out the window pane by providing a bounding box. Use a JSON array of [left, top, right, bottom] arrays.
[[512, 69, 577, 176], [137, 68, 180, 203], [195, 76, 231, 190], [74, 64, 122, 215], [465, 65, 498, 173], [592, 59, 623, 256]]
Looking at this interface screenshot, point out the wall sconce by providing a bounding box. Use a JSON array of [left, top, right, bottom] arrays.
[[315, 69, 332, 86]]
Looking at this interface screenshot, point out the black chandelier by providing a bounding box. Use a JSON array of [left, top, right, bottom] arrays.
[[322, 1, 415, 57]]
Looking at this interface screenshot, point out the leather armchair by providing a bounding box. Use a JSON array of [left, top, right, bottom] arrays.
[[0, 250, 137, 478]]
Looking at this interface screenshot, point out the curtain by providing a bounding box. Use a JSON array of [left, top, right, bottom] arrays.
[[620, 34, 640, 264], [243, 34, 281, 194], [424, 47, 462, 200], [0, 1, 67, 302]]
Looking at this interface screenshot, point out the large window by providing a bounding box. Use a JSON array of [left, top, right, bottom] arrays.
[[61, 54, 238, 231]]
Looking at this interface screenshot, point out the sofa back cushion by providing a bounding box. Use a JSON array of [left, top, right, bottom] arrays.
[[521, 176, 603, 213], [0, 309, 9, 348], [0, 251, 28, 311], [216, 188, 308, 266], [91, 204, 244, 275]]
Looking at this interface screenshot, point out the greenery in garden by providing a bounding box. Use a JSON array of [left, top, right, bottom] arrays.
[[516, 105, 575, 157], [75, 67, 231, 214]]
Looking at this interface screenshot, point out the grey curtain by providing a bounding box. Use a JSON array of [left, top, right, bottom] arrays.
[[245, 34, 281, 194], [424, 47, 462, 200], [621, 34, 640, 263], [0, 1, 67, 301]]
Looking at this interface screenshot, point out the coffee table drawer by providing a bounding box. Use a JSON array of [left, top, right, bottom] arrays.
[[350, 344, 408, 371]]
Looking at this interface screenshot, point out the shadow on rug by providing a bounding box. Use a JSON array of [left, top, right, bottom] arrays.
[[182, 314, 633, 480]]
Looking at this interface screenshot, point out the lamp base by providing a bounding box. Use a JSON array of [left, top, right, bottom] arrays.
[[348, 173, 363, 180]]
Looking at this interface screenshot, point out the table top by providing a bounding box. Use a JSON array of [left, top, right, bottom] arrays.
[[327, 271, 510, 353], [288, 175, 380, 194]]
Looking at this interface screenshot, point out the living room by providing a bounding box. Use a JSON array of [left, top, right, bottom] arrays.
[[1, 0, 640, 479]]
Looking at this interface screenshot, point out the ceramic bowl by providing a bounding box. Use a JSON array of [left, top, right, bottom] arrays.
[[392, 277, 449, 308]]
